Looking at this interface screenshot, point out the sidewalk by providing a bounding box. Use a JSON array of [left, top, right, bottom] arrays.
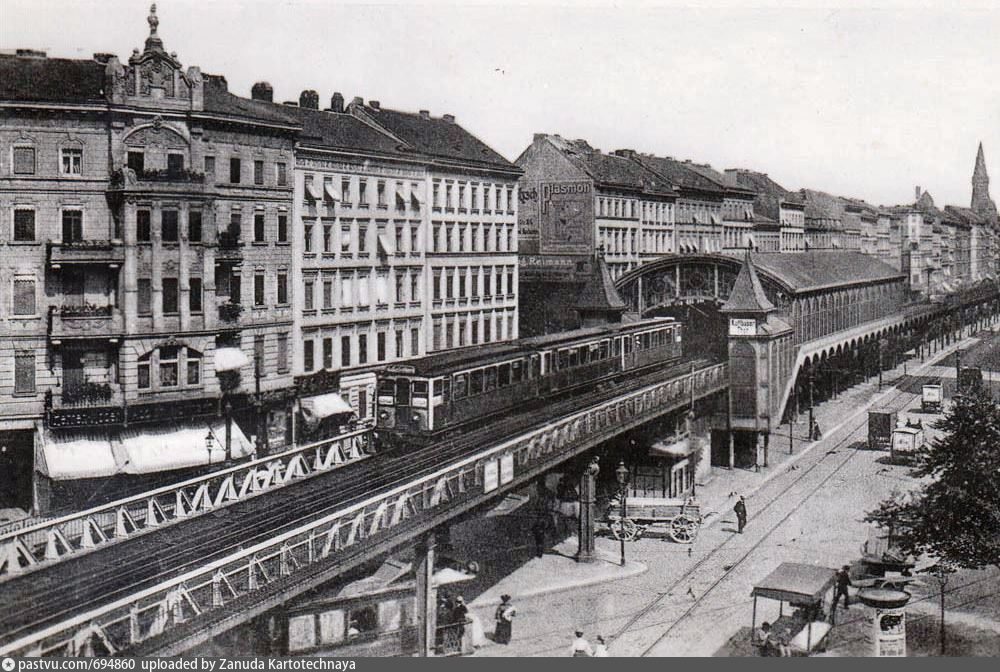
[[693, 333, 979, 529]]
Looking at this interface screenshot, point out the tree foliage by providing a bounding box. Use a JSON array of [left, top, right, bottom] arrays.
[[866, 389, 1000, 571]]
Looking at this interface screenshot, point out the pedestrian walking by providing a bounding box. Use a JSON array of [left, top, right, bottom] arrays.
[[810, 419, 823, 441], [733, 495, 747, 534], [593, 635, 609, 657], [531, 516, 548, 558], [832, 565, 853, 611], [452, 596, 469, 639], [569, 630, 593, 657], [494, 594, 516, 644]]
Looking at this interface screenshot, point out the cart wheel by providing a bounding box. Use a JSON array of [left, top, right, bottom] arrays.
[[669, 514, 699, 544], [611, 518, 639, 541]]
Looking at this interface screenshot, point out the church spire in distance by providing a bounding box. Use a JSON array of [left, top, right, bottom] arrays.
[[971, 142, 999, 224]]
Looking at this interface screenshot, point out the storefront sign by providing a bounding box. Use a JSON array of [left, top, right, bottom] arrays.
[[500, 453, 514, 485], [483, 460, 499, 493]]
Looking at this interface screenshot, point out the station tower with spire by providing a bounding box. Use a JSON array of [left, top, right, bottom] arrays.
[[971, 142, 999, 225]]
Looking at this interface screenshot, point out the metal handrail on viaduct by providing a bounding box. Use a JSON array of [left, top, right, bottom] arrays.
[[0, 362, 727, 657]]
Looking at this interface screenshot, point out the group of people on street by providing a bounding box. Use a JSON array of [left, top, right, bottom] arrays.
[[569, 630, 609, 657], [436, 594, 486, 651]]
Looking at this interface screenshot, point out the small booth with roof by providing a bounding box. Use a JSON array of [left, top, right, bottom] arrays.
[[751, 562, 836, 656]]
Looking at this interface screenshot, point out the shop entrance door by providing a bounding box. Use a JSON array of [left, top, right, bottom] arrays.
[[0, 430, 35, 512]]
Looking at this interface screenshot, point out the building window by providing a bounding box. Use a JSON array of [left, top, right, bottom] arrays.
[[410, 273, 419, 303], [377, 181, 386, 207], [358, 180, 368, 206], [304, 221, 313, 253], [189, 211, 202, 242], [204, 155, 215, 178], [358, 334, 368, 364], [137, 278, 152, 315], [278, 273, 288, 304], [341, 335, 351, 367], [341, 178, 351, 204], [137, 210, 151, 242], [277, 163, 288, 187], [14, 350, 35, 394], [445, 183, 454, 211], [61, 148, 82, 175], [229, 157, 241, 184], [162, 210, 179, 242], [13, 147, 35, 175], [167, 153, 184, 177], [137, 352, 151, 390], [410, 328, 419, 355], [395, 272, 405, 303], [277, 333, 289, 373], [377, 332, 387, 362], [186, 348, 201, 385], [395, 330, 404, 359], [254, 273, 265, 306], [254, 160, 264, 185], [304, 279, 314, 311], [323, 337, 333, 370], [341, 222, 351, 254], [434, 270, 442, 300], [459, 272, 467, 298], [12, 278, 35, 316], [323, 223, 332, 252], [323, 279, 333, 308], [13, 209, 35, 241], [303, 339, 314, 372], [61, 210, 83, 243], [159, 346, 179, 387], [433, 182, 441, 210], [162, 278, 179, 314], [395, 224, 405, 255], [358, 223, 369, 254], [277, 213, 288, 243], [254, 212, 265, 242], [190, 277, 203, 313], [229, 211, 242, 239]]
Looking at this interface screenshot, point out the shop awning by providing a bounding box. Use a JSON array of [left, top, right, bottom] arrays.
[[323, 181, 341, 202], [433, 567, 477, 586], [377, 233, 394, 257], [649, 437, 692, 458], [38, 430, 119, 480], [118, 419, 253, 474], [214, 347, 250, 372], [305, 182, 323, 201], [752, 562, 836, 604], [300, 393, 354, 425], [410, 188, 424, 205]]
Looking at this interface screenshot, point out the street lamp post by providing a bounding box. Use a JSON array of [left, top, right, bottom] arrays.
[[205, 431, 216, 464], [808, 371, 815, 440], [615, 461, 629, 567]]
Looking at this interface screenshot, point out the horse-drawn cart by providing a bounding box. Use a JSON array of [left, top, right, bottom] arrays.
[[603, 496, 702, 544]]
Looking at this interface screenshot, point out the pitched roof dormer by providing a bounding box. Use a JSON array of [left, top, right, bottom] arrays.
[[720, 250, 775, 315]]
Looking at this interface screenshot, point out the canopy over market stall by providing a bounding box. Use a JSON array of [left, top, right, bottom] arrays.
[[751, 562, 836, 656]]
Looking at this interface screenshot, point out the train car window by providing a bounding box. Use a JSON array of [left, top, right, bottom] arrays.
[[438, 377, 451, 403], [600, 341, 610, 359], [569, 348, 579, 367], [484, 367, 498, 391], [453, 373, 468, 399], [377, 379, 395, 403], [624, 336, 632, 355], [396, 378, 411, 405], [470, 369, 484, 395], [532, 355, 542, 378], [511, 360, 524, 382], [557, 349, 569, 370], [499, 363, 511, 386], [643, 332, 651, 349], [580, 347, 589, 366], [412, 380, 429, 406], [613, 337, 621, 357]]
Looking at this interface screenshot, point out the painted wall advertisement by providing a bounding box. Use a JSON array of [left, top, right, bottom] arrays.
[[539, 180, 594, 255], [865, 606, 906, 657]]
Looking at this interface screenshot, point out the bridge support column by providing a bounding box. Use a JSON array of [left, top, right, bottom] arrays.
[[415, 534, 437, 657], [576, 456, 600, 563]]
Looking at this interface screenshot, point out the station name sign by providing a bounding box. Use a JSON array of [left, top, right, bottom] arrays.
[[728, 318, 758, 337]]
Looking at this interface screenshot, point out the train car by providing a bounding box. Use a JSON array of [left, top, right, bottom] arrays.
[[376, 318, 683, 440]]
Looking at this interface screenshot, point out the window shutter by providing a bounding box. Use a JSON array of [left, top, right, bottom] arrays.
[[13, 278, 35, 315]]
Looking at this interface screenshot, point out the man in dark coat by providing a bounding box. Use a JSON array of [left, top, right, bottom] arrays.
[[833, 565, 853, 610], [734, 495, 747, 534]]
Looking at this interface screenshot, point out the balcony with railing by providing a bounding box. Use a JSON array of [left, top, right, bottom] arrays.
[[109, 167, 207, 194], [48, 304, 124, 343], [214, 231, 244, 262], [45, 382, 125, 428], [48, 239, 125, 267]]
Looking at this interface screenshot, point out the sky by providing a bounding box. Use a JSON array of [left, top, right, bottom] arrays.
[[2, 0, 1000, 208]]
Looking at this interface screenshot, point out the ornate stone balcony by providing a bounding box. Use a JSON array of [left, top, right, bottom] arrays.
[[48, 304, 124, 343], [48, 239, 125, 267]]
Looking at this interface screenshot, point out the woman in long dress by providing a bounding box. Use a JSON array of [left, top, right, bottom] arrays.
[[494, 594, 515, 644]]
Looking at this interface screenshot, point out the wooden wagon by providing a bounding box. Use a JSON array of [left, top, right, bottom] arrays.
[[603, 495, 702, 544]]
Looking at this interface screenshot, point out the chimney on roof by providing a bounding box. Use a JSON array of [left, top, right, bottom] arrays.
[[16, 49, 47, 58], [369, 100, 381, 111], [330, 92, 344, 113], [352, 96, 364, 107], [299, 89, 319, 110], [420, 110, 430, 120], [93, 52, 115, 64], [442, 114, 455, 123], [251, 81, 274, 102]]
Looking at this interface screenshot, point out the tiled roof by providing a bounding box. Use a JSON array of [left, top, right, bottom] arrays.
[[682, 162, 756, 198], [799, 189, 846, 231], [630, 154, 727, 195], [721, 252, 775, 313], [754, 250, 904, 293], [575, 257, 627, 312], [202, 76, 300, 126], [357, 105, 518, 172], [545, 138, 676, 196], [290, 106, 410, 156], [0, 54, 105, 104]]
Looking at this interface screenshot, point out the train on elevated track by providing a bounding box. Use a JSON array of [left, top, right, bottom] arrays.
[[375, 317, 684, 443]]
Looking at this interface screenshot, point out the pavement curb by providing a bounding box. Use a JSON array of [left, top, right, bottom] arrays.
[[700, 334, 978, 531], [469, 554, 648, 608]]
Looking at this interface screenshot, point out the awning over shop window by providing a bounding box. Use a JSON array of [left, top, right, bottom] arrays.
[[323, 181, 342, 202], [305, 182, 323, 201], [300, 393, 354, 425], [410, 189, 424, 205], [649, 437, 692, 458], [377, 233, 394, 257], [38, 430, 118, 480], [214, 347, 250, 372], [710, 213, 722, 225], [395, 185, 407, 209], [118, 419, 253, 474]]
